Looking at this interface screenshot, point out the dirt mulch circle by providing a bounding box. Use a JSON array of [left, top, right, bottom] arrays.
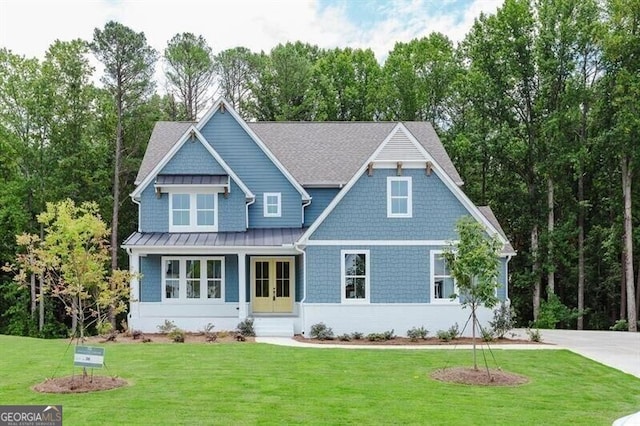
[[431, 367, 529, 386], [292, 336, 538, 346], [33, 375, 128, 393]]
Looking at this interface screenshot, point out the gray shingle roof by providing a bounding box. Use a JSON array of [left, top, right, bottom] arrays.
[[478, 206, 516, 255], [135, 120, 463, 187], [122, 228, 306, 248]]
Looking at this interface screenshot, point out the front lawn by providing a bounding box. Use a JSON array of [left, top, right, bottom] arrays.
[[0, 335, 638, 425]]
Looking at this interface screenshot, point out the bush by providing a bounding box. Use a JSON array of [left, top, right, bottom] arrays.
[[157, 319, 177, 334], [237, 319, 255, 337], [366, 332, 385, 341], [310, 322, 334, 340], [610, 319, 628, 331], [533, 293, 580, 329], [406, 326, 429, 342], [201, 323, 217, 342], [527, 328, 542, 342], [480, 327, 495, 342], [437, 323, 459, 342], [351, 332, 363, 340], [337, 333, 351, 342], [168, 328, 185, 343], [489, 301, 515, 338]]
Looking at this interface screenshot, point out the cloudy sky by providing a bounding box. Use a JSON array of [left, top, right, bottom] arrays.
[[1, 0, 503, 62]]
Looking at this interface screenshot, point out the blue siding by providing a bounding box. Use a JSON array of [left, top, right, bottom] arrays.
[[140, 185, 169, 232], [304, 187, 340, 227], [200, 111, 302, 228], [225, 255, 239, 302], [497, 257, 508, 301], [295, 254, 303, 302], [140, 255, 162, 302], [219, 180, 247, 232], [160, 138, 227, 175], [310, 169, 468, 240]]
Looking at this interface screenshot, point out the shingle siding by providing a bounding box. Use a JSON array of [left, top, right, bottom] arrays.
[[225, 255, 239, 302], [310, 168, 468, 240], [140, 255, 162, 302], [219, 180, 247, 232], [160, 138, 227, 175], [140, 185, 169, 232], [200, 112, 302, 228], [304, 188, 340, 227]]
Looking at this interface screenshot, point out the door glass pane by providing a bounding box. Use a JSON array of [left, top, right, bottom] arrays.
[[207, 260, 222, 299], [255, 261, 269, 297], [276, 261, 290, 298]]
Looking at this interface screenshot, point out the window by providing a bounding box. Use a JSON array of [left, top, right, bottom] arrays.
[[387, 177, 412, 217], [169, 191, 218, 231], [263, 192, 281, 217], [341, 250, 370, 303], [162, 257, 225, 302], [431, 251, 457, 302]]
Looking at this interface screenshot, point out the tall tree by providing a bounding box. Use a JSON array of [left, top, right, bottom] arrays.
[[213, 47, 260, 117], [91, 21, 156, 326], [164, 33, 214, 120]]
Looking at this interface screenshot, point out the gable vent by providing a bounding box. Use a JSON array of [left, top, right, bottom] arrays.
[[375, 129, 426, 162]]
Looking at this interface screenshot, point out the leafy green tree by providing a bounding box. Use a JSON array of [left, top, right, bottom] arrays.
[[164, 32, 215, 120], [443, 216, 502, 370], [213, 47, 260, 117]]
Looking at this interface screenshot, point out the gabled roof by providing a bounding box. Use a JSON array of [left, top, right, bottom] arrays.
[[248, 121, 463, 186], [136, 120, 463, 189], [478, 206, 516, 255]]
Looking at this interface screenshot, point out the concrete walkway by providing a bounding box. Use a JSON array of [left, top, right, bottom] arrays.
[[257, 328, 640, 378]]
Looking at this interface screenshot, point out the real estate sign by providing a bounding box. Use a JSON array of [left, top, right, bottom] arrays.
[[73, 346, 105, 368]]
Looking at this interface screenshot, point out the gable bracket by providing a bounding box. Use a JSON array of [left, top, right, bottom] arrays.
[[367, 162, 374, 177], [223, 186, 229, 198], [426, 161, 433, 176], [396, 162, 403, 176]]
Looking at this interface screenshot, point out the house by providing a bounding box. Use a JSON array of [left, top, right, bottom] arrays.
[[122, 98, 515, 337]]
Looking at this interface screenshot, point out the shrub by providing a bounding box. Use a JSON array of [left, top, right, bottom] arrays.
[[168, 328, 185, 343], [131, 330, 142, 340], [527, 328, 542, 342], [480, 327, 495, 342], [310, 322, 334, 340], [337, 333, 351, 342], [610, 319, 628, 331], [437, 324, 459, 342], [436, 329, 453, 342], [351, 332, 363, 340], [533, 293, 580, 329], [96, 320, 114, 336], [157, 320, 177, 334], [382, 329, 395, 340], [406, 326, 429, 342], [202, 323, 217, 342], [489, 301, 515, 338], [236, 319, 255, 337], [366, 332, 385, 341]]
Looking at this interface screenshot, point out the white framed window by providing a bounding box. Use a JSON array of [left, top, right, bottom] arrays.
[[387, 177, 412, 218], [263, 192, 281, 217], [169, 190, 218, 232], [430, 250, 458, 303], [341, 250, 370, 303], [162, 257, 225, 302]]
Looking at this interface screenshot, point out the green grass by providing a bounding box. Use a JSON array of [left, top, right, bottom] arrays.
[[0, 335, 638, 425]]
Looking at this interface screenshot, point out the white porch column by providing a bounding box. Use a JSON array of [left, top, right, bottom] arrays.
[[128, 250, 141, 319], [238, 252, 247, 319]]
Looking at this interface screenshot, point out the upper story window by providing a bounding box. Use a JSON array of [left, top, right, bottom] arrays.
[[263, 192, 281, 217], [163, 257, 225, 302], [341, 250, 370, 303], [387, 177, 412, 218], [430, 250, 457, 303], [169, 191, 218, 232]]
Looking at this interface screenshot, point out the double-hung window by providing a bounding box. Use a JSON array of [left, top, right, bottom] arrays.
[[169, 191, 217, 231], [341, 250, 370, 303], [162, 257, 225, 302], [431, 251, 457, 302], [263, 192, 281, 217], [387, 177, 412, 218]]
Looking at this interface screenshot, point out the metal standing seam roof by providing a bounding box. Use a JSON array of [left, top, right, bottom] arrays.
[[122, 228, 307, 248], [135, 120, 463, 188], [155, 174, 228, 185]]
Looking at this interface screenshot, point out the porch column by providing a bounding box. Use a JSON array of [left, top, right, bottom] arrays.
[[129, 250, 140, 319], [238, 252, 247, 319]]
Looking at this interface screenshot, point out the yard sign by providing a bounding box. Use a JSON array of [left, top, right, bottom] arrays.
[[73, 346, 105, 368]]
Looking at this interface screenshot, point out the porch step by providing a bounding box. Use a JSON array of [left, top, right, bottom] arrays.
[[252, 317, 295, 337]]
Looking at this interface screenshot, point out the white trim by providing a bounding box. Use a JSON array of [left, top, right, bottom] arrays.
[[168, 190, 218, 232], [298, 124, 508, 247], [161, 256, 226, 303], [124, 246, 299, 256], [341, 249, 370, 304], [130, 125, 254, 201], [263, 192, 282, 217], [429, 250, 459, 304], [197, 98, 311, 201], [387, 176, 412, 218], [305, 240, 454, 246]]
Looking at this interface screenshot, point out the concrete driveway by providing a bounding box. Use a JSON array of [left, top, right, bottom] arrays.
[[513, 328, 640, 378]]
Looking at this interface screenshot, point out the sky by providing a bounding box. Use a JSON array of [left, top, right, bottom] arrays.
[[0, 0, 503, 90]]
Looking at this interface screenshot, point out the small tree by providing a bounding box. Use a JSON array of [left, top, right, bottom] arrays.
[[443, 216, 502, 370], [10, 199, 131, 339]]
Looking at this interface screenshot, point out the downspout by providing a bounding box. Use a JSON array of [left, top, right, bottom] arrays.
[[294, 242, 307, 336], [131, 196, 141, 232], [505, 255, 512, 303], [245, 197, 255, 229], [301, 199, 311, 226]]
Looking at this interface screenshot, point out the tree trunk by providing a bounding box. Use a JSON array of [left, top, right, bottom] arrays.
[[547, 177, 555, 295], [38, 274, 44, 332], [532, 224, 541, 321], [109, 92, 123, 328], [621, 249, 627, 320], [30, 273, 36, 316], [577, 173, 585, 330], [472, 308, 477, 370], [621, 156, 636, 332]]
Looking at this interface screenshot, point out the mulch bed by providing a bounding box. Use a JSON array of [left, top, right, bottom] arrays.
[[83, 332, 255, 344], [431, 367, 529, 386], [292, 336, 538, 345], [33, 375, 128, 393]]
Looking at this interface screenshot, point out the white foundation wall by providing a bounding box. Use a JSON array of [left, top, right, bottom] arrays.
[[300, 304, 494, 338], [128, 302, 242, 333]]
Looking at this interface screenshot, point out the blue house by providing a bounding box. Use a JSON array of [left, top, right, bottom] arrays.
[[123, 98, 515, 337]]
